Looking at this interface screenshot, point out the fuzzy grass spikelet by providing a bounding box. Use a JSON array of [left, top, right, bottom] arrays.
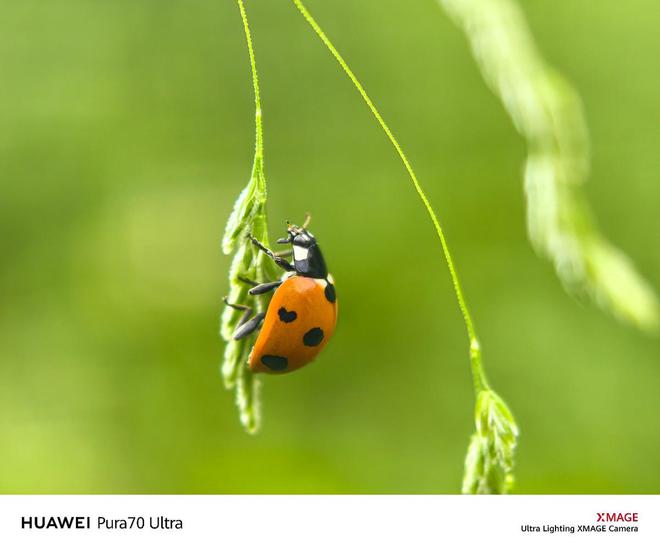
[[220, 189, 274, 433], [462, 389, 519, 494], [440, 0, 659, 333]]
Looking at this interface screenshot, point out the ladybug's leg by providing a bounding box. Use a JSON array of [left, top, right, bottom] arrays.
[[237, 276, 283, 296], [223, 298, 266, 340], [237, 276, 259, 286], [249, 235, 295, 272], [249, 281, 282, 295], [233, 312, 266, 340]]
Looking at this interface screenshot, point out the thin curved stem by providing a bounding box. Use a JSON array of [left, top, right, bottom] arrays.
[[291, 0, 488, 394], [237, 0, 264, 179]]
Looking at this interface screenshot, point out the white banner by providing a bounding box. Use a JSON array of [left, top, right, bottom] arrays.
[[0, 495, 658, 549]]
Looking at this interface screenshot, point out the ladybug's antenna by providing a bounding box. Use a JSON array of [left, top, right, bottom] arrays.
[[302, 212, 312, 229]]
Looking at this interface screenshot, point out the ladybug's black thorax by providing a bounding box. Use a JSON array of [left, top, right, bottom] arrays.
[[293, 242, 328, 279]]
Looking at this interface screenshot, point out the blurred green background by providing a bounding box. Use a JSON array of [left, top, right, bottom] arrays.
[[1, 0, 658, 493]]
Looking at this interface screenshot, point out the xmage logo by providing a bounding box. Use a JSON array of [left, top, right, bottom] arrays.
[[596, 513, 638, 522]]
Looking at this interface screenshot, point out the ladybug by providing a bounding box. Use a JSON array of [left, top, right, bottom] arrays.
[[224, 216, 337, 374]]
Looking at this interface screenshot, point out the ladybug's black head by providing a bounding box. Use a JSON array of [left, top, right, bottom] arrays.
[[277, 216, 328, 279]]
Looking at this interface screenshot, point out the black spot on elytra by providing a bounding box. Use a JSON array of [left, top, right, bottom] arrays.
[[324, 282, 336, 303], [303, 327, 324, 347], [278, 307, 297, 323], [261, 355, 288, 371]]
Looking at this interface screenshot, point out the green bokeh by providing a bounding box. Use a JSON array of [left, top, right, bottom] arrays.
[[1, 0, 658, 493]]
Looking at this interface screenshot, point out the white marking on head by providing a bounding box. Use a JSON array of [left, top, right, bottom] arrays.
[[293, 245, 309, 261]]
